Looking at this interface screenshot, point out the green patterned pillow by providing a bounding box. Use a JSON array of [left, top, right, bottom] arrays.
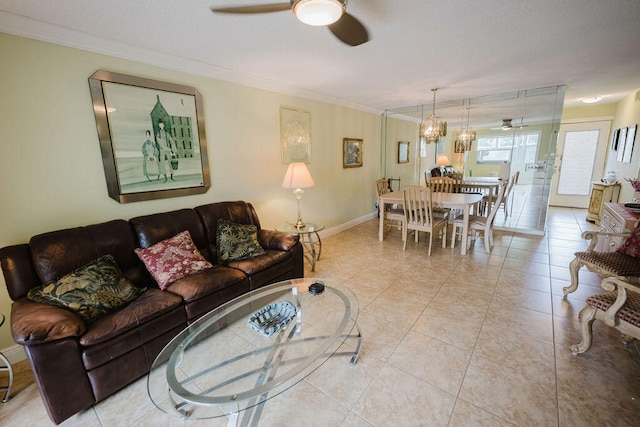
[[27, 254, 146, 323], [216, 219, 266, 263]]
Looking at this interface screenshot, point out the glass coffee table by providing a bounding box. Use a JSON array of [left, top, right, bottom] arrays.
[[147, 278, 361, 426]]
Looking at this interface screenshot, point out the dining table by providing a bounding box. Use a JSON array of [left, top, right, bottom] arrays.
[[378, 189, 483, 255], [457, 177, 501, 208]]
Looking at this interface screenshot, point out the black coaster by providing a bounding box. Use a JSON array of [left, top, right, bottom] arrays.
[[308, 281, 325, 295]]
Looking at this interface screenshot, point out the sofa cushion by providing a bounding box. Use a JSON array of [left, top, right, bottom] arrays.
[[11, 298, 87, 344], [27, 255, 146, 324], [79, 288, 184, 347], [216, 219, 265, 263], [29, 219, 144, 287], [164, 265, 247, 303], [227, 249, 291, 275], [134, 231, 213, 289]]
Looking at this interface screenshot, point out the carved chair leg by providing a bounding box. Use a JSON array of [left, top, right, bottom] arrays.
[[571, 304, 597, 355], [564, 257, 583, 296]]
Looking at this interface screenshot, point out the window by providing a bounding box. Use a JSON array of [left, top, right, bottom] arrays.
[[476, 132, 540, 164]]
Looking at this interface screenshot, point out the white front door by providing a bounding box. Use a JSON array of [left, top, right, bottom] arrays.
[[549, 120, 611, 208]]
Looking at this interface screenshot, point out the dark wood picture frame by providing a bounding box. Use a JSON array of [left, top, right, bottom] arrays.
[[88, 70, 210, 203], [343, 138, 363, 168]]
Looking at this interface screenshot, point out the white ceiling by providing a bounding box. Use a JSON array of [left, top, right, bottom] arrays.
[[2, 0, 640, 113]]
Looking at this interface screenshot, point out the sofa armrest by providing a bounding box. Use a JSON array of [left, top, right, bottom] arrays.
[[581, 230, 631, 251], [259, 229, 300, 251], [11, 298, 86, 345]]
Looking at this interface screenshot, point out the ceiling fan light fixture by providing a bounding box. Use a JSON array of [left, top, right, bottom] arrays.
[[293, 0, 344, 26], [581, 96, 602, 104]]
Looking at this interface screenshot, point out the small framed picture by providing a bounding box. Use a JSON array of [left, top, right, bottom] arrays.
[[398, 141, 410, 163], [343, 138, 363, 168]]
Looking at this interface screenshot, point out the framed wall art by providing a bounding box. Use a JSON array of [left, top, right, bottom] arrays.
[[616, 127, 628, 162], [88, 70, 210, 203], [398, 141, 410, 163], [343, 138, 363, 168], [623, 124, 637, 163], [611, 128, 620, 151], [280, 107, 312, 163]]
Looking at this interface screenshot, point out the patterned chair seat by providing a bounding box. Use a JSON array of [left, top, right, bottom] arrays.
[[572, 276, 640, 355], [564, 230, 640, 296], [586, 290, 640, 328]]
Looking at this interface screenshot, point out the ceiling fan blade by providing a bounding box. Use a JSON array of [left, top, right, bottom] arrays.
[[211, 3, 291, 14], [328, 13, 369, 46]]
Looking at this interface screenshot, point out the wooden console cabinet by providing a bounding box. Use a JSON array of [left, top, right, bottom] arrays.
[[596, 203, 640, 252], [586, 182, 621, 225]]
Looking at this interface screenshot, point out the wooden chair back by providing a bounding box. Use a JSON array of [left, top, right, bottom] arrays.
[[428, 176, 455, 193]]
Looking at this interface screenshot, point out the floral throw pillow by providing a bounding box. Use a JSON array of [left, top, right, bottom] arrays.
[[617, 224, 640, 258], [216, 219, 265, 264], [27, 254, 146, 324], [134, 230, 213, 289]]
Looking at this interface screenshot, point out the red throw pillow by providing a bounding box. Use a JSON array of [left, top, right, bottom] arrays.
[[134, 231, 213, 289], [617, 224, 640, 258]]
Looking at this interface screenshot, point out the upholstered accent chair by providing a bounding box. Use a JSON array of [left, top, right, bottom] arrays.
[[572, 276, 640, 355], [564, 231, 640, 296]]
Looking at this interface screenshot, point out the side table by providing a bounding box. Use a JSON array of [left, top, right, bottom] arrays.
[[276, 223, 324, 272], [0, 314, 13, 402]]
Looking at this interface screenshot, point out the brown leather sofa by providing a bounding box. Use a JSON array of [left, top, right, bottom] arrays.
[[0, 201, 303, 424]]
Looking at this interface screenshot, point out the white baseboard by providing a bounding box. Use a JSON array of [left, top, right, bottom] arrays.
[[1, 344, 26, 364], [318, 212, 377, 238]]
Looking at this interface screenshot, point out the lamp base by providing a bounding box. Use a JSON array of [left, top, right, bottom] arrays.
[[294, 218, 306, 228]]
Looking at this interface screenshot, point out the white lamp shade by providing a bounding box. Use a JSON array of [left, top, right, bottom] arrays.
[[293, 0, 344, 26], [282, 163, 315, 189], [436, 154, 451, 166]]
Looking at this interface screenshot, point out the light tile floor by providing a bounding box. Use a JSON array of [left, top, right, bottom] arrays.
[[2, 207, 640, 426]]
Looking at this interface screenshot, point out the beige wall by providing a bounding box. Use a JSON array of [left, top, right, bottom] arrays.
[[0, 33, 382, 351], [563, 98, 640, 201]]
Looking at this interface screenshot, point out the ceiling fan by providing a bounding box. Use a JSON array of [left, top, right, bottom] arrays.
[[491, 118, 528, 130], [211, 0, 369, 46]]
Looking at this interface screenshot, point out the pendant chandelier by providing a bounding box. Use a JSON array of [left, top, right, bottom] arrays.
[[455, 100, 476, 151], [420, 88, 447, 143]]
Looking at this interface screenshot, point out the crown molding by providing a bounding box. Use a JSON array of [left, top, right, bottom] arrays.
[[0, 11, 382, 115]]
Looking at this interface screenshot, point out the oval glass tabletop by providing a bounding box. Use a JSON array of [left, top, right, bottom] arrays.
[[147, 278, 361, 422]]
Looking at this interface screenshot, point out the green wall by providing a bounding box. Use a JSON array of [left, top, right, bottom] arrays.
[[0, 33, 382, 352]]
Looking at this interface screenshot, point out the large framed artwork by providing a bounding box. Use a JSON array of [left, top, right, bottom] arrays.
[[280, 107, 312, 163], [88, 70, 210, 203], [343, 138, 363, 168]]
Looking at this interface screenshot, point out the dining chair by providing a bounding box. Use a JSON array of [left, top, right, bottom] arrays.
[[481, 173, 515, 217], [428, 176, 455, 193], [427, 176, 456, 218], [451, 180, 508, 253], [402, 186, 448, 256], [375, 178, 404, 234]]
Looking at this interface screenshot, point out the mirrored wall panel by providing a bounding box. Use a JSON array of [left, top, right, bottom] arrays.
[[383, 85, 566, 234]]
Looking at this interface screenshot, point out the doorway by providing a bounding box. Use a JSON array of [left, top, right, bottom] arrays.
[[549, 120, 611, 208]]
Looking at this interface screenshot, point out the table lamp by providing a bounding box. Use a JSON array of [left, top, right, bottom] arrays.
[[282, 163, 315, 228], [436, 154, 451, 166]]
